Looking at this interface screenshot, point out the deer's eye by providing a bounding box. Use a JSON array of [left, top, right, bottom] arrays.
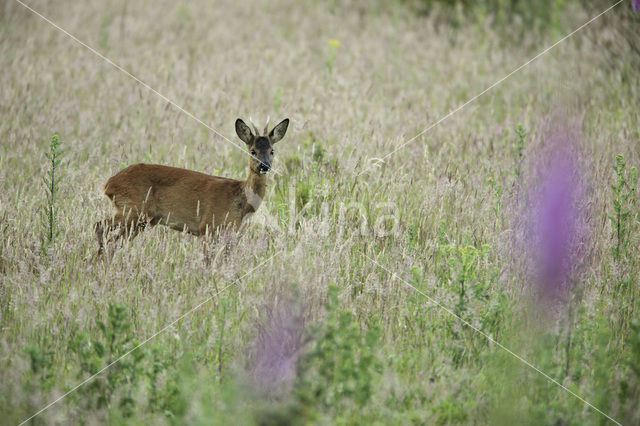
[[271, 149, 274, 155], [251, 149, 256, 156]]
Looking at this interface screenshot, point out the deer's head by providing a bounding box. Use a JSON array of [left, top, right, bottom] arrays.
[[235, 118, 289, 175]]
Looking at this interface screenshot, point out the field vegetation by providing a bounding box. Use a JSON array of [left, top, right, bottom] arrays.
[[1, 0, 640, 424]]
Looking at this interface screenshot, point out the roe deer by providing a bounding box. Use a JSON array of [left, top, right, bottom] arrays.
[[95, 118, 289, 253]]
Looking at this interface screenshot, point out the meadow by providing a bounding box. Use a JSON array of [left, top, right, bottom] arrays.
[[1, 0, 640, 424]]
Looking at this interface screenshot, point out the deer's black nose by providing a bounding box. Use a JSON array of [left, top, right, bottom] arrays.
[[258, 163, 271, 174]]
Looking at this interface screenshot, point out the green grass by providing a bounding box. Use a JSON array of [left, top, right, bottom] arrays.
[[1, 0, 640, 424]]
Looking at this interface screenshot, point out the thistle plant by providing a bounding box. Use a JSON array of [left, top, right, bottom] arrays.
[[40, 134, 63, 253], [609, 154, 638, 260]]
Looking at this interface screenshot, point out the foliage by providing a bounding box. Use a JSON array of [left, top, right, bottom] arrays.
[[619, 313, 640, 424], [432, 231, 507, 363], [406, 0, 569, 38], [487, 175, 502, 227], [293, 285, 381, 420], [583, 0, 640, 78], [68, 304, 145, 416], [514, 123, 526, 178], [25, 340, 56, 392], [609, 154, 638, 260]]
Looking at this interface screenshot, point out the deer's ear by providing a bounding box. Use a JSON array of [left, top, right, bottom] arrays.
[[269, 118, 289, 144], [235, 119, 254, 144]]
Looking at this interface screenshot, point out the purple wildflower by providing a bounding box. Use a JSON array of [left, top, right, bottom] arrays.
[[633, 0, 640, 12], [522, 115, 594, 308], [247, 295, 305, 396], [535, 146, 578, 301], [506, 114, 591, 309]]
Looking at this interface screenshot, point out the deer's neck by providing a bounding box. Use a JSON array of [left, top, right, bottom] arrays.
[[242, 167, 268, 213]]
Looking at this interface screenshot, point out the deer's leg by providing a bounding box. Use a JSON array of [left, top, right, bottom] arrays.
[[114, 212, 145, 242], [198, 221, 213, 238], [94, 219, 107, 255], [199, 221, 213, 265], [96, 210, 149, 252], [95, 214, 129, 253]]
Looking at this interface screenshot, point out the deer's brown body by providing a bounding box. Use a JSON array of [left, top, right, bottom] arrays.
[[95, 118, 289, 252], [103, 163, 265, 234]]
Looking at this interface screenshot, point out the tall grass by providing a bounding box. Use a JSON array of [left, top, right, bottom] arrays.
[[1, 0, 640, 424]]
